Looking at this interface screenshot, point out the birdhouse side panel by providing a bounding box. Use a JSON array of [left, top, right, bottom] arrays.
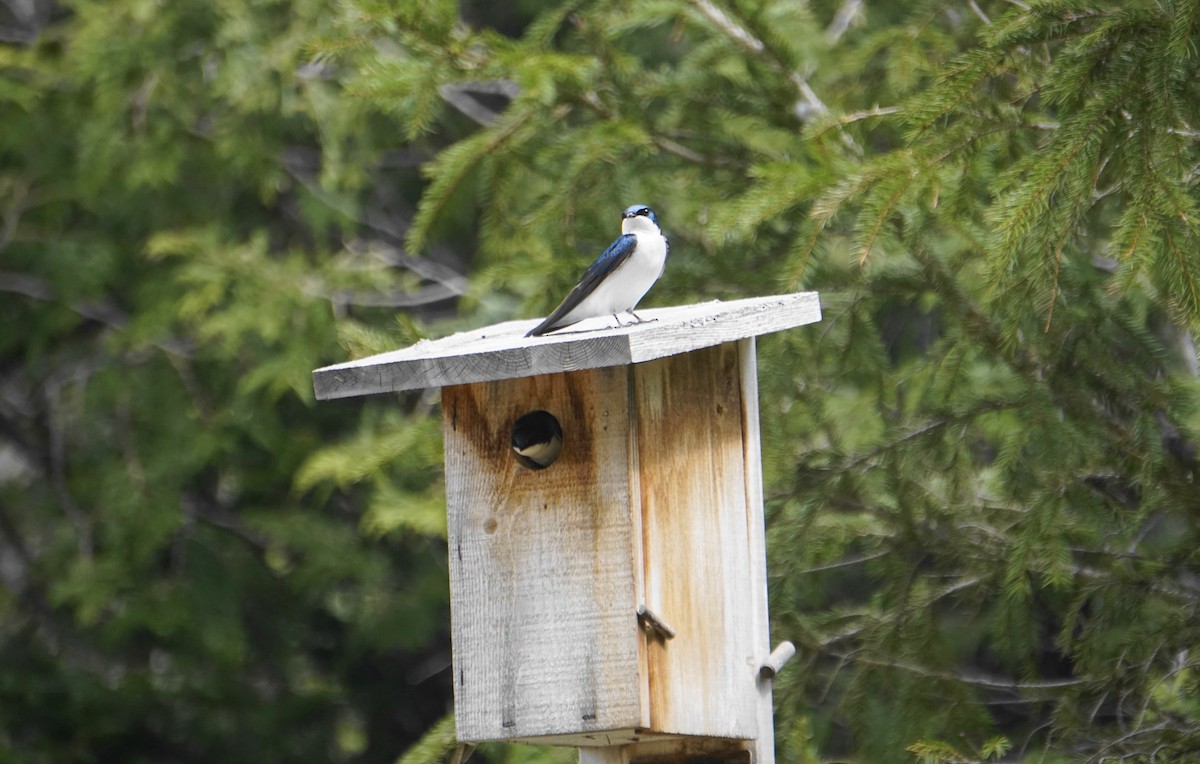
[[443, 368, 643, 743], [738, 337, 776, 764], [633, 342, 759, 739]]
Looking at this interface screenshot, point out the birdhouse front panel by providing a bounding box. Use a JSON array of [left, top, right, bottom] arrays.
[[443, 366, 645, 742]]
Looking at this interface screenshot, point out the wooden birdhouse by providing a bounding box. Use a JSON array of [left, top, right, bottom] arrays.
[[312, 293, 821, 764]]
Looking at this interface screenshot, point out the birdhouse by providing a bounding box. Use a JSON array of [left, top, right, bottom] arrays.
[[312, 293, 821, 764]]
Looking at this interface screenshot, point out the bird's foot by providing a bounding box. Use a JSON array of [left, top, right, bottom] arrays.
[[612, 311, 657, 329]]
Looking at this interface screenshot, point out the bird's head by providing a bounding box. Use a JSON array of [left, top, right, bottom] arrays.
[[621, 204, 661, 235]]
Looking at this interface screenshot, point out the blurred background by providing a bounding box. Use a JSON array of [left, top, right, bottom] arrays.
[[2, 0, 1199, 762]]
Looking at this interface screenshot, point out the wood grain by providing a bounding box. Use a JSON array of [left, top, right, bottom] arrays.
[[443, 367, 643, 743], [436, 336, 789, 752], [575, 340, 778, 764], [310, 284, 816, 752], [632, 343, 759, 740], [738, 338, 776, 764], [577, 731, 755, 764], [313, 292, 820, 399]]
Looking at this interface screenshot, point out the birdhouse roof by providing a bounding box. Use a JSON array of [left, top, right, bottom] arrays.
[[312, 291, 820, 400]]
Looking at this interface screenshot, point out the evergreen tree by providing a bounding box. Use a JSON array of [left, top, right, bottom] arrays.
[[1, 1, 457, 760], [324, 0, 1200, 761], [2, 0, 1198, 762]]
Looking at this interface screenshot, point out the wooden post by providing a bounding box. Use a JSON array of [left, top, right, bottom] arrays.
[[312, 293, 822, 764]]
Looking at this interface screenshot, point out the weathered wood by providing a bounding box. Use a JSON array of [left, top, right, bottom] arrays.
[[578, 735, 754, 764], [396, 297, 817, 753], [310, 293, 818, 757], [312, 292, 820, 399], [738, 338, 776, 764], [576, 341, 777, 764], [444, 341, 782, 751], [632, 343, 758, 739], [444, 367, 644, 742]]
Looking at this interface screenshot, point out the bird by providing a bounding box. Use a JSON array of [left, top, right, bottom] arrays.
[[510, 412, 563, 470], [525, 204, 668, 337]]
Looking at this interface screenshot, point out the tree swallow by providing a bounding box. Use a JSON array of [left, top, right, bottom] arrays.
[[526, 204, 669, 337], [511, 411, 564, 470]]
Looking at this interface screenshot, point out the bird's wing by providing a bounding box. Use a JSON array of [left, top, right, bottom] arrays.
[[526, 234, 638, 336]]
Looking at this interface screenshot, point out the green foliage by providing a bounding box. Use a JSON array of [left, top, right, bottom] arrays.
[[394, 712, 457, 764], [5, 0, 1200, 762], [315, 0, 1200, 761], [2, 0, 452, 761]]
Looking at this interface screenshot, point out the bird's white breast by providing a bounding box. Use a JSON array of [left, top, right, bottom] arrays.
[[562, 230, 667, 323]]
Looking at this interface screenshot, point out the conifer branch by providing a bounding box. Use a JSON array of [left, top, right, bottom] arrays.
[[183, 493, 273, 553], [406, 108, 541, 255], [804, 106, 903, 144], [858, 178, 909, 265], [579, 88, 744, 169], [279, 153, 470, 294], [0, 271, 193, 358], [992, 107, 1109, 263], [839, 399, 1017, 470], [687, 0, 863, 154]]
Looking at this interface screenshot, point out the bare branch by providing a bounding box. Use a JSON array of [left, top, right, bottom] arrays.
[[339, 240, 468, 298], [578, 89, 742, 169], [825, 0, 864, 44], [793, 550, 888, 575], [0, 271, 193, 358], [853, 654, 1084, 692], [690, 0, 765, 54], [45, 380, 94, 560], [0, 178, 32, 252], [1085, 722, 1170, 763], [278, 155, 470, 298], [967, 0, 991, 25], [318, 282, 464, 309], [438, 80, 519, 127]]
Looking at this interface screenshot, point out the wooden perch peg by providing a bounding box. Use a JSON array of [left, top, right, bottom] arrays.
[[758, 641, 796, 679], [637, 603, 677, 641]]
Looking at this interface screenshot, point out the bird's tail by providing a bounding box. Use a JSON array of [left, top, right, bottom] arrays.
[[525, 317, 559, 337]]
